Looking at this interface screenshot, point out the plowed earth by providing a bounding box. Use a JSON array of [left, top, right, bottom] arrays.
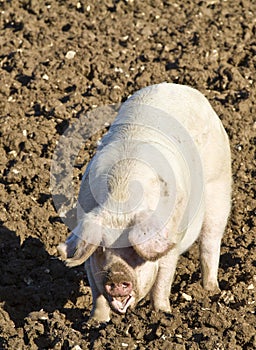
[[0, 1, 255, 349]]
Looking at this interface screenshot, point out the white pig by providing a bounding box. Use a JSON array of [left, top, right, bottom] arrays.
[[58, 83, 231, 322]]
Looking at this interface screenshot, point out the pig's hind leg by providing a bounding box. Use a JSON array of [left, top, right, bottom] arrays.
[[199, 179, 231, 291]]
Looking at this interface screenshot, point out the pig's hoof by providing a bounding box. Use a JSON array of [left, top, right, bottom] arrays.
[[152, 301, 171, 314], [86, 317, 109, 328], [203, 281, 221, 293]]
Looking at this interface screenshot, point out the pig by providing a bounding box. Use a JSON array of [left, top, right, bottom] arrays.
[[58, 83, 232, 322]]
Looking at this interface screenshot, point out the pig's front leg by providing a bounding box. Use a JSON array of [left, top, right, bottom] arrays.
[[85, 262, 111, 322], [91, 293, 111, 323], [150, 249, 179, 312]]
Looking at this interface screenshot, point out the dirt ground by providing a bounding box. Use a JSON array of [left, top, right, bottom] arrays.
[[0, 0, 255, 349]]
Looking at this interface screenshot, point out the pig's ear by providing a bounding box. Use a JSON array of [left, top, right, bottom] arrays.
[[129, 212, 175, 261], [57, 215, 102, 267]]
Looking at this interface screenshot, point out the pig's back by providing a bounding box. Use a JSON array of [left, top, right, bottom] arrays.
[[116, 82, 231, 184]]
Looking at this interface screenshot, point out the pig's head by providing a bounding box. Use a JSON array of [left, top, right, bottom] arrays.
[[58, 211, 175, 314]]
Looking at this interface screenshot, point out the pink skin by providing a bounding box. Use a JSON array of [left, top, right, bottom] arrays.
[[104, 280, 134, 314], [105, 281, 133, 297]]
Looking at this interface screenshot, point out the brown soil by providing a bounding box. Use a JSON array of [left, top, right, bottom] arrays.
[[0, 0, 255, 349]]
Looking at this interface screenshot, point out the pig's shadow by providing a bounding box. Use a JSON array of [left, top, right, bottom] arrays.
[[0, 225, 88, 329]]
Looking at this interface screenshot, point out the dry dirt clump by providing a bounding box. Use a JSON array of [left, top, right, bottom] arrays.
[[0, 0, 255, 349]]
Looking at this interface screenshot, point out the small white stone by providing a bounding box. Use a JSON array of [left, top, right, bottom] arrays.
[[114, 67, 123, 73], [71, 346, 82, 350], [39, 315, 48, 320], [12, 169, 20, 174], [121, 343, 128, 347], [182, 292, 192, 301], [65, 50, 76, 59], [247, 283, 254, 290], [9, 150, 17, 157], [23, 129, 27, 136], [120, 35, 129, 41], [42, 74, 49, 81]]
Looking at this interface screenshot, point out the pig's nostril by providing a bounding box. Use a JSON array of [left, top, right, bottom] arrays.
[[105, 281, 132, 296]]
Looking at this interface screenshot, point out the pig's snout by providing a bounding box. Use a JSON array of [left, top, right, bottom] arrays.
[[104, 271, 136, 314], [105, 281, 133, 297]]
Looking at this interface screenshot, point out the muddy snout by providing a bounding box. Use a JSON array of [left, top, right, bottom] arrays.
[[103, 270, 136, 314], [105, 280, 133, 297]]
